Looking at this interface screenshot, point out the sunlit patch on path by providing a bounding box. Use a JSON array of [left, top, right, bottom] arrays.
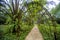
[[25, 24, 44, 40]]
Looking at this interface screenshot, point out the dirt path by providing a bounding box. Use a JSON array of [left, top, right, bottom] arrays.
[[25, 24, 44, 40]]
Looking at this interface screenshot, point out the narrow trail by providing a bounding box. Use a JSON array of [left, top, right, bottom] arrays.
[[25, 24, 44, 40]]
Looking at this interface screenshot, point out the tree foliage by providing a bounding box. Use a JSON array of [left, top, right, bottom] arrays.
[[51, 3, 60, 24], [0, 0, 58, 40]]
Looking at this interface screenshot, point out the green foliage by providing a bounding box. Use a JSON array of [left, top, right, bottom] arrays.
[[51, 3, 60, 14], [0, 0, 59, 40], [38, 24, 60, 40], [33, 0, 46, 5], [0, 24, 60, 40], [51, 3, 60, 24], [0, 24, 34, 40], [24, 1, 49, 23]]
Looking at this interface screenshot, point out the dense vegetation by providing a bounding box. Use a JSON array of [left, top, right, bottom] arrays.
[[0, 0, 60, 40]]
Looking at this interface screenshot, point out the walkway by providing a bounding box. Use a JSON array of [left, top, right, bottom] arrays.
[[25, 24, 44, 40]]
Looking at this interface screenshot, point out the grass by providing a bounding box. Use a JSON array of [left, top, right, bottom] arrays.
[[0, 24, 34, 40], [38, 24, 60, 40], [0, 24, 60, 40], [38, 24, 54, 40]]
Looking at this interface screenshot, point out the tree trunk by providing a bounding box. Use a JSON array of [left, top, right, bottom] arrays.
[[16, 11, 22, 37], [51, 16, 57, 40]]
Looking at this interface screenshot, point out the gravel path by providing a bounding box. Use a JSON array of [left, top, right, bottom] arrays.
[[25, 24, 44, 40]]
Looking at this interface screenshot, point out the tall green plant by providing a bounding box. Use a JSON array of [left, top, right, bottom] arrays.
[[0, 0, 23, 36]]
